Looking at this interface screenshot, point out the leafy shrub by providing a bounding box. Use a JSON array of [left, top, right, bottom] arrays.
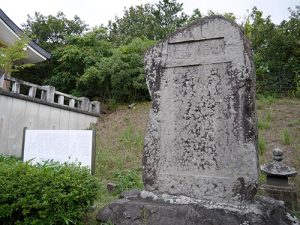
[[107, 98, 118, 111], [293, 74, 300, 98], [0, 156, 99, 225]]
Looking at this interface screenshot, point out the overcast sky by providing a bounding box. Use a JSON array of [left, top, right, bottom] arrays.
[[1, 0, 298, 28]]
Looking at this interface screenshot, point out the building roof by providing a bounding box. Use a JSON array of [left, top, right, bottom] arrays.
[[0, 9, 51, 63]]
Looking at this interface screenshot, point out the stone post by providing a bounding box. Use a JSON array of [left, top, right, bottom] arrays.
[[260, 148, 298, 210], [88, 102, 93, 112], [0, 74, 10, 91], [42, 85, 55, 103], [79, 97, 90, 111], [58, 95, 64, 105], [0, 74, 4, 89], [12, 81, 20, 94], [92, 101, 101, 115], [28, 87, 37, 98], [41, 90, 46, 101], [69, 99, 75, 107]]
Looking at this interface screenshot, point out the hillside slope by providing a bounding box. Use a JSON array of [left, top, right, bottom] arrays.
[[93, 98, 300, 217]]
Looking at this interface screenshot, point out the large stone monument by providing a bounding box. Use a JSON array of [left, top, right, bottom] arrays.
[[97, 16, 298, 225], [143, 15, 258, 204]]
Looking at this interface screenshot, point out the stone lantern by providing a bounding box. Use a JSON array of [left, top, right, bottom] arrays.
[[261, 148, 298, 210]]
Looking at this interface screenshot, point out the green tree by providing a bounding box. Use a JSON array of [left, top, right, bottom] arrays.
[[152, 0, 188, 39], [243, 17, 252, 38], [46, 28, 112, 94], [77, 38, 155, 102], [109, 38, 154, 102], [108, 4, 156, 45], [23, 11, 88, 51], [189, 8, 202, 22], [109, 0, 188, 44], [14, 12, 88, 86], [0, 37, 29, 77], [245, 6, 300, 95]]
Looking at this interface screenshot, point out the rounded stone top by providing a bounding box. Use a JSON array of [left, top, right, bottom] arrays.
[[260, 148, 297, 177], [272, 148, 283, 161]]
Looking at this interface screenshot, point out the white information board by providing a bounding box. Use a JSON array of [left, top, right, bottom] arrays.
[[22, 129, 96, 174]]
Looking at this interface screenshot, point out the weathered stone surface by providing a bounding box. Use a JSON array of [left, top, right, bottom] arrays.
[[260, 184, 298, 211], [96, 191, 299, 225], [143, 15, 258, 203], [120, 189, 140, 199], [261, 148, 297, 177]]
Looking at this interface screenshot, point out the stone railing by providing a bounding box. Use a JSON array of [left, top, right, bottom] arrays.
[[0, 75, 100, 115]]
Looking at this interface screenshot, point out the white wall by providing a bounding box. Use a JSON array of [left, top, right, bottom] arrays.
[[0, 94, 98, 157]]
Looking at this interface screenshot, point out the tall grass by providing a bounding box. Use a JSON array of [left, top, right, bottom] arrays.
[[282, 128, 292, 145], [258, 134, 267, 155], [95, 115, 145, 210], [258, 110, 273, 130], [257, 94, 277, 109]]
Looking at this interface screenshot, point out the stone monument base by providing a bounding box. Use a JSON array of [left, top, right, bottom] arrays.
[[96, 190, 299, 225], [260, 184, 298, 211]]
